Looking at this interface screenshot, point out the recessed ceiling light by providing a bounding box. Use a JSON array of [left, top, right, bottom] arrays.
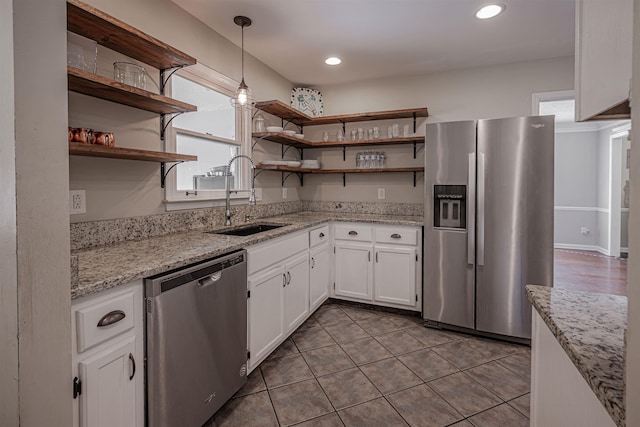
[[475, 4, 505, 19], [325, 57, 341, 65]]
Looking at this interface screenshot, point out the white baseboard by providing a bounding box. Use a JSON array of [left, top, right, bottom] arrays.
[[621, 247, 629, 253], [554, 243, 599, 252], [554, 243, 612, 256]]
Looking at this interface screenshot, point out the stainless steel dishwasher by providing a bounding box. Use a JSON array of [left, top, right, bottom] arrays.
[[145, 250, 247, 427]]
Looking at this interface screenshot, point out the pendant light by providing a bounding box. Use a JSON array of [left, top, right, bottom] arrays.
[[231, 16, 255, 108]]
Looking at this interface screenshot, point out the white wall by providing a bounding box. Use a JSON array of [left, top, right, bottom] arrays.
[[13, 0, 72, 425], [298, 57, 574, 203], [69, 0, 294, 222], [596, 128, 611, 252], [0, 0, 17, 423], [553, 130, 598, 248]]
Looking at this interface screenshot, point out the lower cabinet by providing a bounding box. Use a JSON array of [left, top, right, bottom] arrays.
[[334, 241, 374, 300], [333, 223, 421, 311], [309, 241, 330, 312], [247, 231, 311, 371], [374, 245, 417, 307], [71, 280, 144, 427]]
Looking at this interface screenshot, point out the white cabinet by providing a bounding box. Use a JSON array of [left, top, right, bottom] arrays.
[[71, 281, 144, 427], [333, 223, 421, 311], [335, 241, 374, 300], [308, 225, 330, 312], [530, 309, 616, 427], [575, 0, 633, 121], [247, 231, 309, 371], [248, 264, 285, 368], [284, 251, 310, 332], [374, 245, 417, 307]]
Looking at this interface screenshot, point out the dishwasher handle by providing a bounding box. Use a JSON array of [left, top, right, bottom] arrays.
[[198, 271, 222, 287]]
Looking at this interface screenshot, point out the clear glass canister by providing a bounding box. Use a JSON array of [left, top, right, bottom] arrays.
[[254, 113, 265, 132], [113, 62, 146, 89]]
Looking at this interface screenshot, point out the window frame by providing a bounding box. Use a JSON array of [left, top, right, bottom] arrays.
[[164, 63, 252, 208]]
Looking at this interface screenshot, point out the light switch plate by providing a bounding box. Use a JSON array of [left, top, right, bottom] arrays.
[[378, 188, 385, 199], [282, 187, 288, 199]]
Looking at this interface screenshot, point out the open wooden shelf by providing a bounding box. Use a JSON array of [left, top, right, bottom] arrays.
[[255, 100, 429, 127], [68, 67, 197, 114], [67, 0, 196, 70], [69, 142, 197, 163], [253, 133, 424, 149], [256, 165, 423, 174]]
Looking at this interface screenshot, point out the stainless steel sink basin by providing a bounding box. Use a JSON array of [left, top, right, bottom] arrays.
[[210, 223, 287, 237]]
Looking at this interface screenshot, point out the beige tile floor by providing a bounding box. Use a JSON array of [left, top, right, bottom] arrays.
[[210, 303, 531, 427]]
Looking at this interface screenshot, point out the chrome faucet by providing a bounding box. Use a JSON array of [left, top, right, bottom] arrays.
[[225, 154, 256, 226]]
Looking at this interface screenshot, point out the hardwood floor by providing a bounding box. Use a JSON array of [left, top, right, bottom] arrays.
[[554, 249, 627, 296]]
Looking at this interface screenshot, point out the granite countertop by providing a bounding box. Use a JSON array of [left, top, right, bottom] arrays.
[[526, 285, 626, 427], [71, 211, 423, 299]]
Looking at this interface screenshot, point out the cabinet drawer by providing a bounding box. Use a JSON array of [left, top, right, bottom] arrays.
[[334, 223, 372, 242], [247, 232, 308, 275], [375, 227, 418, 246], [309, 225, 330, 247], [75, 290, 135, 353]]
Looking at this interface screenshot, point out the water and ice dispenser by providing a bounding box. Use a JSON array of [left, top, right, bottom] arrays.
[[433, 185, 466, 229]]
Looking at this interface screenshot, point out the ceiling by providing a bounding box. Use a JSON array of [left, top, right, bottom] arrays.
[[171, 0, 576, 87]]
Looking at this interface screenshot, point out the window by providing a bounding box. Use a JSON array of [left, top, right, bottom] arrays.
[[165, 64, 251, 206]]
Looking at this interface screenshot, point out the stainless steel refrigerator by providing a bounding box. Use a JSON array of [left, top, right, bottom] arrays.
[[423, 116, 554, 341]]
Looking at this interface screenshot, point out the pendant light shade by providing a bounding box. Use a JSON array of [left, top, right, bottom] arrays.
[[231, 16, 255, 108]]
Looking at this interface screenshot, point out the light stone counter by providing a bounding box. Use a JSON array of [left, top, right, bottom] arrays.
[[526, 285, 626, 427], [71, 211, 423, 300]]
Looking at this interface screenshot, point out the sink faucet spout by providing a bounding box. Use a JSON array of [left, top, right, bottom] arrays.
[[225, 154, 256, 226]]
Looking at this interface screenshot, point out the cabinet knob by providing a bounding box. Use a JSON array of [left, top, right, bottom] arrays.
[[319, 232, 325, 238], [390, 233, 402, 239], [97, 310, 126, 327], [283, 274, 287, 287], [348, 231, 358, 236]]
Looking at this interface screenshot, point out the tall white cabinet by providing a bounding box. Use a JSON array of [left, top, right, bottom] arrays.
[[309, 225, 331, 312]]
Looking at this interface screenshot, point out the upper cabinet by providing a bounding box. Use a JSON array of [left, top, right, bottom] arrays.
[[575, 0, 633, 121]]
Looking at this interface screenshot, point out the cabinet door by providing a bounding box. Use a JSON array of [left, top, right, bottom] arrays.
[[248, 265, 285, 370], [335, 241, 373, 300], [374, 245, 417, 308], [310, 242, 330, 312], [284, 251, 310, 333], [78, 336, 137, 427]]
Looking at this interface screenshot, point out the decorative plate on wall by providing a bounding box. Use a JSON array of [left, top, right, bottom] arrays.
[[291, 88, 323, 117]]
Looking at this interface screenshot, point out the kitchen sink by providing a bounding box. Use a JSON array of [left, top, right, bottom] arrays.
[[210, 223, 287, 236]]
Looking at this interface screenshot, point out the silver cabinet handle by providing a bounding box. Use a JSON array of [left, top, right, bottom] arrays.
[[283, 274, 287, 287], [468, 153, 476, 266], [375, 252, 378, 262], [319, 232, 325, 238], [129, 353, 136, 381], [477, 152, 485, 267], [348, 230, 358, 236], [287, 271, 291, 285], [97, 310, 126, 327], [368, 251, 371, 262], [311, 257, 315, 268], [390, 233, 401, 239]]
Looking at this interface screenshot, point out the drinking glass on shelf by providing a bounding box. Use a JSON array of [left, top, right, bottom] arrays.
[[337, 129, 344, 142], [351, 130, 357, 141], [392, 123, 400, 138], [357, 128, 364, 140], [380, 153, 386, 168], [322, 131, 329, 142], [373, 127, 380, 139], [367, 128, 374, 140], [403, 124, 411, 137]]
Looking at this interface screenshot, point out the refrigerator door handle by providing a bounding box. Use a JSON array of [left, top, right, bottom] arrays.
[[477, 152, 486, 266], [468, 153, 476, 265]]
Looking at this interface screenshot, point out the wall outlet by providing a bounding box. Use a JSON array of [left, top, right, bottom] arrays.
[[581, 227, 590, 235], [378, 188, 385, 199], [69, 190, 86, 214], [282, 187, 288, 199]]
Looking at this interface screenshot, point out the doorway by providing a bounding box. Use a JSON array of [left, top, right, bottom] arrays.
[[533, 91, 629, 295]]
